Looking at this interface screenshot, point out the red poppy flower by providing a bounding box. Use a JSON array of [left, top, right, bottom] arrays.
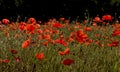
[[27, 17, 36, 24], [76, 30, 88, 43], [22, 39, 30, 48], [53, 23, 63, 28], [84, 27, 92, 31], [107, 41, 119, 47], [25, 24, 36, 34], [93, 17, 101, 22], [55, 39, 68, 46], [19, 22, 26, 30], [37, 29, 43, 34], [15, 57, 20, 62], [58, 48, 70, 56], [60, 17, 65, 21], [35, 53, 44, 60], [84, 39, 93, 46], [42, 34, 51, 40], [62, 58, 74, 65], [65, 20, 69, 23], [2, 19, 10, 24], [42, 41, 48, 46], [102, 15, 113, 21], [111, 30, 120, 36], [63, 48, 70, 54], [2, 59, 9, 63]]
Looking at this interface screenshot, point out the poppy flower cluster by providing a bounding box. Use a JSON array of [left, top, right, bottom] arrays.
[[0, 14, 119, 71]]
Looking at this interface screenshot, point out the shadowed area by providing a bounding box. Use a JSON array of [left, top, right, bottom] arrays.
[[0, 0, 120, 22]]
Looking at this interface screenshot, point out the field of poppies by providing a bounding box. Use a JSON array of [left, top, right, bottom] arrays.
[[0, 15, 120, 72]]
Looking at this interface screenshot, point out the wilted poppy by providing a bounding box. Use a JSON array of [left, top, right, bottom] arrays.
[[0, 60, 2, 64], [10, 49, 18, 54], [62, 58, 74, 65], [4, 31, 9, 37]]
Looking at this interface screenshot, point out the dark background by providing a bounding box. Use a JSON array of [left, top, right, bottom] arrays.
[[0, 0, 120, 22]]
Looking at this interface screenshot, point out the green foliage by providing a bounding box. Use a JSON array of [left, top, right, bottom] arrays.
[[111, 0, 120, 4], [15, 0, 23, 7]]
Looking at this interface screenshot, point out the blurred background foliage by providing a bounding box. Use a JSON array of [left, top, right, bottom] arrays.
[[0, 0, 120, 21]]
